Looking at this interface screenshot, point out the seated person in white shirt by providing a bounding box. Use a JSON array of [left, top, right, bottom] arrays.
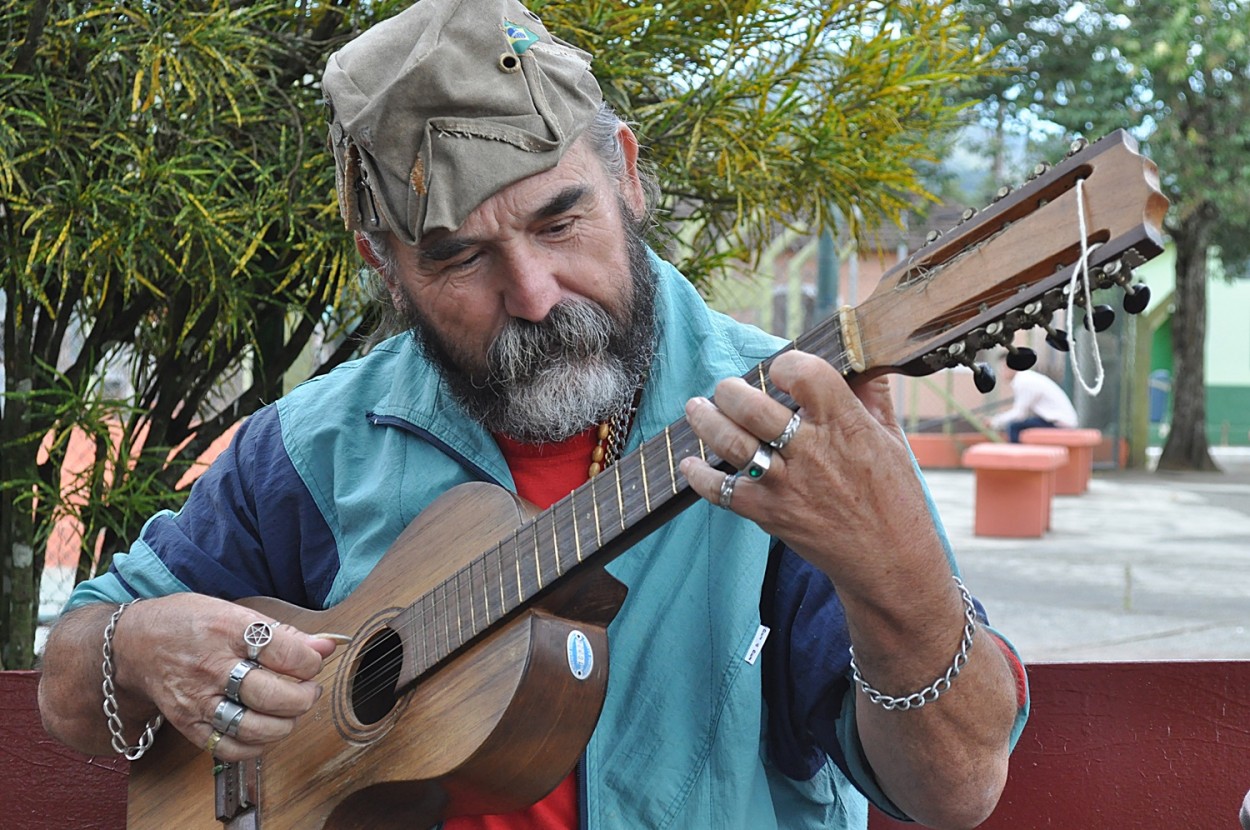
[[989, 367, 1079, 442]]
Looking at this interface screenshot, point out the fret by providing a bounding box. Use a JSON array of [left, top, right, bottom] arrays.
[[424, 587, 438, 663], [570, 489, 583, 565], [479, 547, 494, 627], [664, 425, 677, 494], [590, 476, 603, 548], [533, 516, 546, 589], [461, 564, 476, 637], [439, 580, 453, 658], [756, 363, 767, 392], [450, 569, 463, 646], [415, 596, 430, 674], [698, 437, 706, 462], [614, 463, 625, 530], [493, 543, 506, 616], [639, 442, 652, 514], [468, 557, 484, 634], [511, 529, 524, 606], [547, 511, 559, 588]]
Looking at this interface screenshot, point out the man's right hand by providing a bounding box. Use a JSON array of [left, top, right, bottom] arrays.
[[39, 594, 340, 762]]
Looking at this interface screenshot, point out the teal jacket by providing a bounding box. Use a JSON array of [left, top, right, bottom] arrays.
[[68, 252, 1027, 828]]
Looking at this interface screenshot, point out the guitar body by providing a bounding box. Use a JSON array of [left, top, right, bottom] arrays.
[[127, 482, 626, 830]]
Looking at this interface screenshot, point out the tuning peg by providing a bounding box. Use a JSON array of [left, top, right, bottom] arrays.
[[1123, 283, 1151, 314], [1045, 327, 1071, 352], [1006, 346, 1038, 371], [1083, 304, 1116, 332], [1066, 137, 1089, 157], [972, 362, 997, 393]]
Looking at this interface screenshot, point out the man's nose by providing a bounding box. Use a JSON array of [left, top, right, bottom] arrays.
[[501, 247, 562, 323]]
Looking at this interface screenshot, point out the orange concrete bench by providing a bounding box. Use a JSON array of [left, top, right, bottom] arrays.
[[961, 444, 1068, 537], [906, 432, 992, 469], [1019, 427, 1103, 495]]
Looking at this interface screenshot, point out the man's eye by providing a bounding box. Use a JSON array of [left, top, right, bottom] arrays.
[[447, 251, 481, 271], [544, 219, 575, 237]]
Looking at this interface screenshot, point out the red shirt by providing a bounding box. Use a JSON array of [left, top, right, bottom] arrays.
[[443, 428, 598, 830]]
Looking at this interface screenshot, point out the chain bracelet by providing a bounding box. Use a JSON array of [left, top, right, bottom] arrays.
[[102, 600, 164, 760], [849, 575, 979, 712]]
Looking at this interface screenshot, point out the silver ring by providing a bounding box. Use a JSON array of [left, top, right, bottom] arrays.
[[244, 621, 275, 661], [204, 729, 225, 755], [769, 412, 801, 450], [741, 443, 773, 480], [718, 473, 738, 510], [212, 699, 247, 738], [224, 659, 259, 702]]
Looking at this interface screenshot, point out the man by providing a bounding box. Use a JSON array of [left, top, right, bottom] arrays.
[[990, 366, 1079, 442], [38, 2, 1028, 828]]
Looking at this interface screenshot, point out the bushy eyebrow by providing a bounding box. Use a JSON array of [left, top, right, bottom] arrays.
[[535, 184, 590, 221], [417, 185, 591, 264]]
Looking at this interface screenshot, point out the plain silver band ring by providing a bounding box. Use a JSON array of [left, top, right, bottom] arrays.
[[718, 473, 738, 510], [224, 659, 259, 702], [741, 443, 773, 481], [769, 412, 802, 451], [244, 621, 275, 661], [212, 699, 248, 738]]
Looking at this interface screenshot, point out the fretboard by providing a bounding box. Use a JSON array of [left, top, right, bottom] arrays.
[[394, 314, 850, 679]]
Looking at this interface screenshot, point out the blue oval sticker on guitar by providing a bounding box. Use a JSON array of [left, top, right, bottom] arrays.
[[566, 630, 593, 680]]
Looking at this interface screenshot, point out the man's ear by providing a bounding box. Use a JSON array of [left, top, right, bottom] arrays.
[[355, 232, 404, 308], [616, 123, 646, 219], [355, 232, 384, 270]]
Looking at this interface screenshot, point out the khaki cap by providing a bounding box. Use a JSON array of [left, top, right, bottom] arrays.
[[322, 0, 604, 246]]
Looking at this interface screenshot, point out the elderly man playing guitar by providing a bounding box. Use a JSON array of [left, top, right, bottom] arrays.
[[39, 2, 1031, 828]]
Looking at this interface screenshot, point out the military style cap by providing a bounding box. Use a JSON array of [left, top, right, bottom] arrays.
[[322, 0, 604, 246]]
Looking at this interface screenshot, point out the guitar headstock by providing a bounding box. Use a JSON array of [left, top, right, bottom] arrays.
[[838, 130, 1168, 385]]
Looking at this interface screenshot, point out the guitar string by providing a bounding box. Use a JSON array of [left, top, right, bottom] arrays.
[[311, 203, 1119, 711], [336, 420, 714, 710]]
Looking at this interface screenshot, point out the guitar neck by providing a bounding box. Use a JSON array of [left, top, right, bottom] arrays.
[[389, 319, 852, 682], [388, 128, 1168, 685]]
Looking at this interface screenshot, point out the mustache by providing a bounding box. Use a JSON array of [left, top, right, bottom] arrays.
[[485, 300, 615, 386]]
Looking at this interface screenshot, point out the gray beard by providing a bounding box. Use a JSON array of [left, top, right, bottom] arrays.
[[401, 223, 657, 443]]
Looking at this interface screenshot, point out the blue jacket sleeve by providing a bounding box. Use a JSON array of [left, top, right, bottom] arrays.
[[64, 405, 341, 611]]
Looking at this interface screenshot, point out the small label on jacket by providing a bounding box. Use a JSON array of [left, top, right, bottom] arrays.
[[744, 625, 770, 665]]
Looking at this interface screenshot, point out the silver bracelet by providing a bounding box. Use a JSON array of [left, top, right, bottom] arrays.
[[102, 600, 164, 760], [849, 575, 978, 712]]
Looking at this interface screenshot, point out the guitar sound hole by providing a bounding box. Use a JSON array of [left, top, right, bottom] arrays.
[[351, 628, 402, 725]]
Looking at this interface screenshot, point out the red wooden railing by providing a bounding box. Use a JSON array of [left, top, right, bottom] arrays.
[[6, 663, 1250, 829]]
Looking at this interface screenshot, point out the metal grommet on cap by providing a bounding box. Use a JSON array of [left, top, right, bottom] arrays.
[[498, 52, 521, 73]]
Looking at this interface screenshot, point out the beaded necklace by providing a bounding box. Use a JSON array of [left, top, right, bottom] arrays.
[[588, 388, 640, 478]]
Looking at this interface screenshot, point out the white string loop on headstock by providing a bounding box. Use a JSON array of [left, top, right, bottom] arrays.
[[1067, 177, 1105, 396]]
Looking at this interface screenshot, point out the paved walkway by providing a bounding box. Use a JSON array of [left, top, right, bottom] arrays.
[[929, 448, 1250, 662]]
